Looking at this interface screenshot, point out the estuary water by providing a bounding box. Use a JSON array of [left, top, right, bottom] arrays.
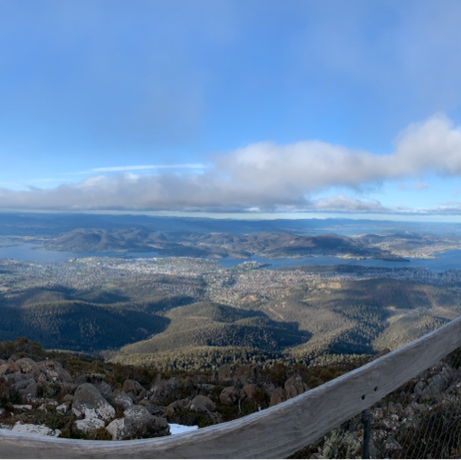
[[1, 243, 461, 273]]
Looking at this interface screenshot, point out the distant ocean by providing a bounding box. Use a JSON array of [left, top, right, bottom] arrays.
[[1, 243, 461, 273]]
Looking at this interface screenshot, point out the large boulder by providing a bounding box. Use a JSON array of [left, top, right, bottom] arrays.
[[123, 379, 144, 395], [190, 395, 215, 413], [269, 388, 286, 407], [8, 360, 19, 374], [74, 417, 105, 433], [217, 364, 232, 383], [219, 386, 239, 406], [15, 358, 39, 375], [72, 383, 115, 422], [106, 405, 170, 440], [94, 381, 113, 402], [0, 363, 9, 376], [240, 383, 258, 401], [112, 389, 133, 410], [36, 360, 76, 392], [163, 399, 190, 417], [284, 373, 309, 399], [234, 365, 259, 384]]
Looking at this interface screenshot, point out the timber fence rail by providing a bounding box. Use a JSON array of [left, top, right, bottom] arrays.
[[2, 315, 461, 459]]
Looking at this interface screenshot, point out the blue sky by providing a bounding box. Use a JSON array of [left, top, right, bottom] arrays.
[[2, 0, 461, 219]]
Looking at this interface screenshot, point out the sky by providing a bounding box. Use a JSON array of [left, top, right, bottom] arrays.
[[2, 0, 461, 220]]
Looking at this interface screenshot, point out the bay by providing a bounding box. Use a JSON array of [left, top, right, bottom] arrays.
[[1, 243, 461, 273]]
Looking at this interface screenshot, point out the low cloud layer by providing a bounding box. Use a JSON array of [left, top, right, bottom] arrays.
[[2, 114, 461, 214]]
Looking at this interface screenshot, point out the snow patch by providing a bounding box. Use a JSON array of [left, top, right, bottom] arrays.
[[169, 423, 199, 435]]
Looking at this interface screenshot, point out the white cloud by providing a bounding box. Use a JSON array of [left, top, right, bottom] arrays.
[[1, 114, 461, 214], [87, 164, 208, 173]]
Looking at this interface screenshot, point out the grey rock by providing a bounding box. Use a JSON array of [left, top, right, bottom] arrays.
[[137, 399, 165, 416], [190, 395, 215, 413], [94, 381, 113, 402], [219, 386, 239, 406], [269, 388, 286, 407], [163, 399, 190, 417], [8, 359, 19, 373], [19, 381, 38, 399], [72, 383, 115, 421], [113, 389, 133, 410], [241, 384, 258, 401], [384, 436, 402, 451], [234, 364, 259, 384], [74, 417, 105, 433], [15, 358, 39, 375], [107, 406, 169, 440], [217, 364, 232, 383], [57, 401, 71, 413], [284, 373, 308, 399], [123, 379, 144, 395], [12, 422, 61, 437]]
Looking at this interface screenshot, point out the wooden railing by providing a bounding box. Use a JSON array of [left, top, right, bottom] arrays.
[[2, 315, 461, 459]]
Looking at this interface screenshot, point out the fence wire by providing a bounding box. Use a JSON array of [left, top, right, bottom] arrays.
[[290, 346, 461, 459]]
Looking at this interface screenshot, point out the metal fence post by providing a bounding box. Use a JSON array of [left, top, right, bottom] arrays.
[[361, 409, 370, 459]]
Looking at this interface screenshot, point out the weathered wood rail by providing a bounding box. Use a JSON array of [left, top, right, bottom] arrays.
[[2, 314, 461, 459]]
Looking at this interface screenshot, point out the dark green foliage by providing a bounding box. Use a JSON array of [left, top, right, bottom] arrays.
[[0, 287, 171, 352]]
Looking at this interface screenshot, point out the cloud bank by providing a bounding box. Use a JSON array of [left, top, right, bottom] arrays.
[[2, 115, 461, 214]]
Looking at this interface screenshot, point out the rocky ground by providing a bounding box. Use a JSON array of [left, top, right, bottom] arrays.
[[297, 356, 461, 459], [3, 338, 460, 459], [0, 343, 313, 442]]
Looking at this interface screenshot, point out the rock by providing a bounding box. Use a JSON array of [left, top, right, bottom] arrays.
[[37, 360, 75, 390], [15, 358, 39, 375], [403, 405, 415, 419], [284, 373, 308, 399], [196, 383, 215, 391], [234, 365, 259, 384], [12, 422, 61, 437], [94, 381, 113, 402], [5, 373, 35, 391], [190, 395, 215, 413], [219, 386, 239, 406], [12, 405, 32, 411], [107, 406, 170, 440], [20, 381, 38, 399], [0, 363, 9, 376], [384, 436, 402, 451], [105, 419, 125, 440], [241, 384, 258, 401], [123, 379, 144, 395], [137, 399, 165, 416], [163, 399, 190, 417], [269, 388, 286, 407], [72, 383, 115, 421], [164, 378, 181, 397], [217, 364, 232, 383], [421, 374, 448, 399], [387, 401, 400, 415], [63, 394, 74, 402], [74, 416, 105, 433], [413, 380, 425, 396], [8, 359, 19, 374], [57, 401, 71, 413], [113, 389, 133, 410]]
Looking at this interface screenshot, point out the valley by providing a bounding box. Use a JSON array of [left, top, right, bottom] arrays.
[[1, 253, 461, 370], [2, 213, 461, 372]]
